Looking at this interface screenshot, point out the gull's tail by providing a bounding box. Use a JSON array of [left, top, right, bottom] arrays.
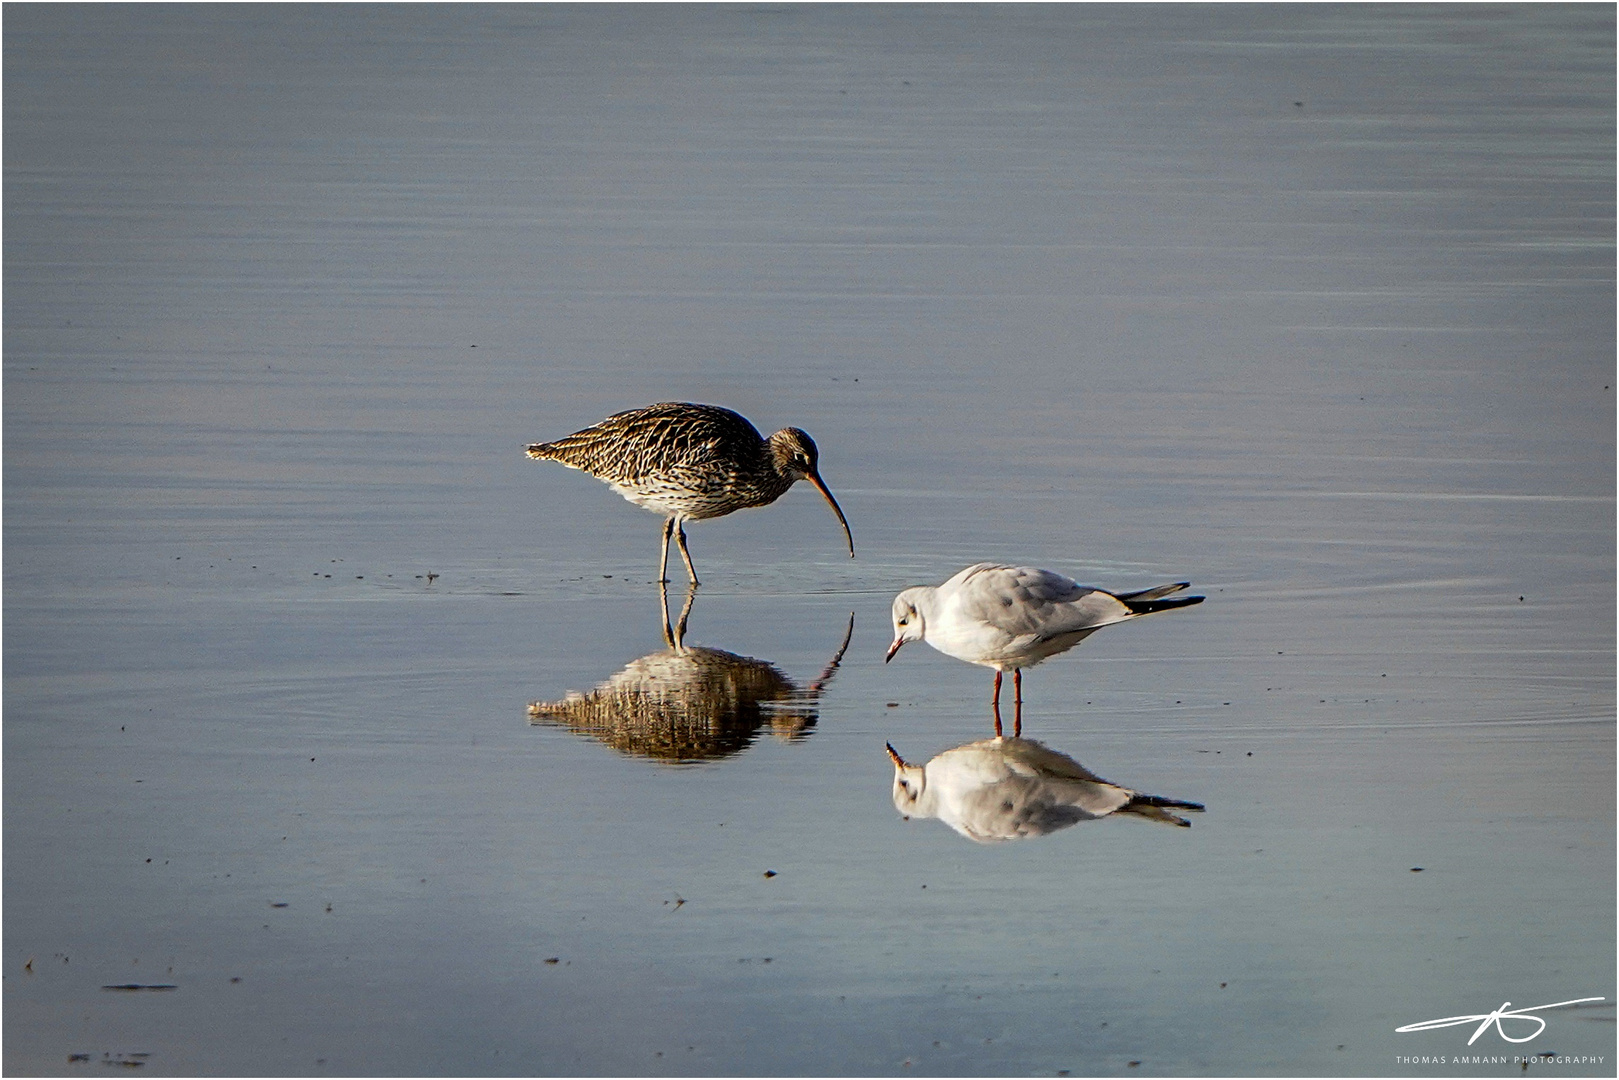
[[1115, 582, 1205, 615], [1121, 792, 1207, 828]]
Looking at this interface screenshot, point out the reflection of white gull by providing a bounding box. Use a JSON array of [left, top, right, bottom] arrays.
[[529, 585, 853, 763], [886, 737, 1204, 842], [885, 563, 1203, 731]]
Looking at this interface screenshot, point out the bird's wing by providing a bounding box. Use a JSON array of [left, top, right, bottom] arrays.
[[998, 738, 1110, 783], [535, 403, 761, 482], [616, 405, 759, 476], [951, 565, 1131, 640]]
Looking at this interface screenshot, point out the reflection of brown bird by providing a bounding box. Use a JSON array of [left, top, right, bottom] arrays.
[[525, 402, 854, 585], [886, 737, 1204, 842], [528, 585, 854, 763]]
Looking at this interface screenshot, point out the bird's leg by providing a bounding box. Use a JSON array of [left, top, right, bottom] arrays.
[[673, 582, 696, 650], [1013, 669, 1023, 738], [658, 578, 676, 648], [674, 518, 700, 586], [659, 517, 675, 584], [992, 670, 1004, 737]]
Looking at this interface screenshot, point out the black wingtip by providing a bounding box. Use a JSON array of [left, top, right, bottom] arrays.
[[1124, 594, 1205, 615], [1132, 794, 1206, 812]]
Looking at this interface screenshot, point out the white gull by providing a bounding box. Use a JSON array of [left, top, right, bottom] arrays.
[[886, 737, 1205, 841], [885, 563, 1203, 731]]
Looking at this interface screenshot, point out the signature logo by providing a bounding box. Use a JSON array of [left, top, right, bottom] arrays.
[[1396, 998, 1604, 1045]]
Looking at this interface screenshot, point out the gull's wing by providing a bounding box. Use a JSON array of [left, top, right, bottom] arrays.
[[948, 564, 1131, 641], [997, 737, 1111, 783]]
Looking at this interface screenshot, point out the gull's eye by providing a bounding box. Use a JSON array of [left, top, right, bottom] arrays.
[[897, 617, 909, 627]]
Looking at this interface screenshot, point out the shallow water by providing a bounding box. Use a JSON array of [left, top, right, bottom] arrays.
[[4, 6, 1614, 1077]]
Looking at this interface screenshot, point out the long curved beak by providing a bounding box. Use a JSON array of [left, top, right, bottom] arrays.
[[884, 638, 903, 663], [885, 742, 911, 768], [806, 470, 855, 558]]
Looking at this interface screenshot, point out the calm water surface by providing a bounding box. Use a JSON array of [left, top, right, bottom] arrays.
[[5, 6, 1614, 1076]]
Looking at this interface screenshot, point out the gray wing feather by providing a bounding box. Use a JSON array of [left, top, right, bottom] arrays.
[[954, 565, 1130, 640]]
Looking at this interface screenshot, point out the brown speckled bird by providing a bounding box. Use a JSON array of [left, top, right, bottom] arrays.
[[525, 402, 854, 584]]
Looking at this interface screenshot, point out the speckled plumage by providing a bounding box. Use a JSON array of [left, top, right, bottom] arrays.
[[526, 586, 855, 762], [527, 647, 813, 762], [525, 402, 853, 583]]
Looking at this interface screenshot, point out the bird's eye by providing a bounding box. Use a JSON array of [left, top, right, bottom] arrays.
[[897, 617, 909, 626]]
